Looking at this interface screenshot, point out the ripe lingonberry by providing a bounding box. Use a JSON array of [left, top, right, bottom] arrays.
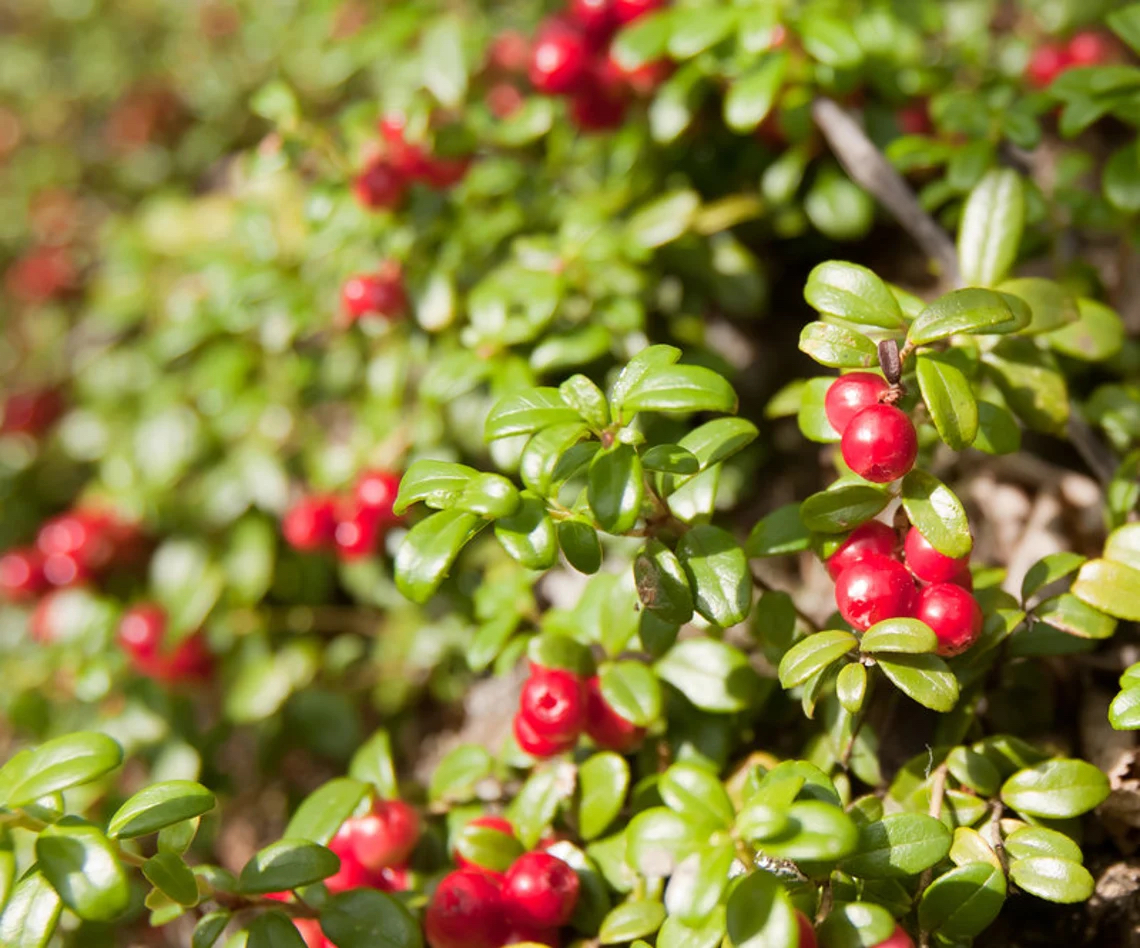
[[504, 924, 560, 947], [529, 22, 589, 95], [915, 583, 983, 656], [824, 373, 888, 436], [117, 604, 213, 681], [418, 155, 471, 190], [334, 501, 383, 561], [293, 918, 328, 948], [613, 0, 665, 24], [355, 470, 401, 521], [349, 799, 421, 871], [834, 554, 917, 632], [519, 668, 587, 743], [584, 676, 645, 752], [826, 521, 896, 581], [326, 823, 382, 893], [424, 869, 508, 948], [341, 264, 407, 324], [569, 0, 616, 38], [877, 926, 916, 948], [0, 548, 47, 601], [2, 389, 64, 436], [569, 81, 628, 131], [455, 815, 517, 874], [487, 83, 526, 118], [903, 527, 971, 587], [5, 247, 75, 304], [840, 404, 917, 483], [796, 912, 818, 948], [502, 851, 580, 929], [37, 510, 115, 574], [282, 495, 338, 551], [488, 31, 531, 74], [1067, 32, 1114, 67], [353, 157, 406, 210], [1026, 43, 1071, 87], [514, 711, 575, 758]]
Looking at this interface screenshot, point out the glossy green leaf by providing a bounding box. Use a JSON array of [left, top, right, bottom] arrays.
[[641, 444, 700, 475], [655, 639, 760, 713], [837, 662, 868, 714], [999, 277, 1079, 335], [558, 518, 603, 575], [1009, 857, 1094, 904], [453, 473, 520, 519], [495, 494, 558, 570], [1109, 685, 1140, 729], [799, 321, 878, 369], [746, 503, 812, 557], [877, 653, 960, 712], [284, 778, 369, 845], [678, 417, 759, 469], [816, 901, 897, 948], [660, 763, 735, 829], [724, 52, 787, 132], [958, 169, 1025, 287], [193, 912, 232, 948], [578, 753, 630, 841], [840, 814, 952, 879], [657, 907, 727, 948], [508, 762, 576, 849], [974, 400, 1022, 455], [800, 484, 889, 533], [36, 823, 130, 922], [0, 732, 122, 808], [725, 869, 798, 948], [589, 445, 644, 535], [1004, 826, 1083, 863], [1072, 558, 1140, 620], [560, 375, 610, 430], [394, 510, 483, 604], [1035, 593, 1117, 639], [918, 862, 1006, 939], [1105, 523, 1140, 571], [1021, 552, 1087, 601], [247, 911, 306, 948], [144, 852, 199, 907], [618, 365, 737, 417], [0, 869, 61, 948], [429, 745, 492, 804], [599, 661, 661, 728], [238, 839, 340, 894], [320, 888, 424, 948], [946, 747, 1002, 797], [634, 541, 694, 624], [798, 376, 842, 443], [908, 288, 1028, 346], [804, 261, 905, 330], [916, 354, 977, 449], [599, 900, 666, 944], [982, 339, 1069, 436], [860, 618, 938, 654], [627, 807, 704, 877], [759, 800, 859, 862], [519, 423, 590, 495], [778, 630, 857, 688], [485, 388, 580, 441], [627, 190, 700, 249], [1000, 760, 1110, 818], [611, 9, 672, 69], [108, 780, 214, 839], [393, 461, 477, 515], [453, 822, 524, 874], [664, 843, 735, 924], [901, 470, 972, 559], [667, 6, 737, 57]]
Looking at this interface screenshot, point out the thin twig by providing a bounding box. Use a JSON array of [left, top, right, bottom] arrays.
[[811, 98, 960, 285], [917, 763, 949, 948]]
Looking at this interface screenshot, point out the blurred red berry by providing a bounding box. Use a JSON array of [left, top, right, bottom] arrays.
[[293, 918, 328, 948], [1026, 43, 1072, 87], [896, 101, 932, 136], [916, 583, 983, 656], [568, 69, 629, 130], [1068, 31, 1115, 67], [613, 0, 666, 25], [519, 668, 586, 743], [841, 405, 918, 483], [503, 924, 561, 947], [353, 157, 406, 210], [502, 852, 579, 930], [355, 470, 401, 521], [514, 711, 575, 758], [341, 264, 407, 324], [824, 373, 888, 435], [877, 926, 916, 948], [488, 31, 531, 74], [419, 154, 471, 190], [835, 554, 917, 632], [334, 501, 383, 561], [5, 247, 76, 304], [570, 0, 617, 38], [584, 676, 645, 752], [349, 799, 421, 872], [1, 389, 64, 436], [488, 83, 527, 118], [797, 912, 818, 948], [117, 603, 212, 682], [425, 869, 508, 948], [826, 521, 897, 581], [326, 823, 382, 893], [529, 22, 590, 95], [903, 527, 972, 587], [455, 815, 517, 874], [283, 495, 338, 551], [37, 510, 120, 575], [0, 548, 47, 601], [606, 50, 671, 97]]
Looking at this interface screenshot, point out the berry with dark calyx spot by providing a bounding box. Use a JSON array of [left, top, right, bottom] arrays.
[[1026, 43, 1071, 87], [514, 711, 575, 758], [424, 869, 508, 948], [824, 372, 888, 435], [876, 926, 916, 948], [796, 912, 818, 948], [340, 262, 407, 324], [915, 583, 983, 656], [0, 548, 47, 601], [826, 521, 897, 581], [502, 851, 580, 930], [584, 676, 645, 752], [282, 495, 338, 551], [529, 22, 590, 95], [840, 404, 918, 484], [903, 527, 971, 587], [353, 157, 406, 210], [613, 0, 665, 24], [334, 501, 383, 561], [1067, 32, 1115, 66], [835, 554, 917, 632], [349, 798, 421, 872], [519, 668, 586, 742]]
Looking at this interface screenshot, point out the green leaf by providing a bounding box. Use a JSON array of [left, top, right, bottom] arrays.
[[485, 388, 580, 441], [627, 807, 704, 877], [1109, 5, 1140, 54], [238, 839, 340, 894], [860, 618, 938, 654], [495, 494, 558, 570], [1000, 760, 1110, 818], [916, 354, 978, 450], [778, 630, 857, 688], [800, 484, 889, 534], [799, 322, 878, 369], [528, 632, 596, 678], [394, 510, 483, 604], [634, 541, 694, 624], [599, 661, 662, 728], [144, 852, 199, 907], [655, 639, 761, 713], [393, 461, 477, 515], [284, 778, 369, 845], [877, 653, 960, 712], [1004, 826, 1083, 863], [676, 526, 752, 627], [0, 869, 61, 948], [837, 662, 868, 714], [974, 400, 1022, 455], [1110, 686, 1140, 729], [724, 53, 788, 132], [560, 375, 610, 430], [508, 762, 576, 849], [453, 473, 520, 519], [193, 912, 232, 948], [901, 470, 972, 559], [1021, 552, 1087, 601], [108, 781, 215, 839], [589, 446, 645, 535], [805, 170, 874, 242], [840, 814, 952, 879], [677, 417, 759, 469], [610, 346, 681, 405], [618, 365, 737, 417], [1072, 559, 1140, 620], [1035, 593, 1117, 639], [519, 423, 590, 495], [725, 869, 797, 948], [558, 519, 603, 575], [908, 288, 1028, 346], [804, 261, 905, 330], [36, 823, 130, 922], [599, 900, 666, 945], [612, 7, 672, 66], [800, 15, 863, 66], [665, 843, 735, 924], [1104, 140, 1140, 213], [627, 190, 701, 249], [746, 504, 811, 557], [660, 763, 735, 829], [532, 325, 612, 374], [320, 888, 423, 948], [1009, 857, 1094, 904], [1047, 297, 1126, 361], [641, 444, 700, 476], [248, 911, 306, 948], [957, 169, 1025, 287], [999, 278, 1079, 335], [421, 16, 466, 107], [982, 338, 1069, 436], [946, 747, 1002, 796], [1105, 523, 1140, 571], [658, 907, 726, 948], [759, 800, 859, 861], [918, 862, 1006, 939], [0, 732, 122, 808], [453, 823, 523, 874], [429, 745, 492, 805], [816, 901, 897, 948], [578, 753, 630, 841], [667, 6, 737, 58], [798, 376, 842, 444]]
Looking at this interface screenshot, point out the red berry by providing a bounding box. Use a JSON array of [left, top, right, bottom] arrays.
[[915, 583, 983, 657], [796, 912, 818, 948], [353, 158, 406, 210], [375, 865, 410, 891], [826, 521, 896, 581], [334, 501, 384, 561], [1, 389, 64, 436], [37, 510, 116, 574], [824, 373, 888, 435], [488, 31, 531, 74], [514, 712, 575, 758], [903, 527, 971, 587], [418, 155, 471, 190], [425, 869, 508, 948], [504, 925, 560, 947], [1067, 32, 1114, 67], [502, 852, 580, 929], [282, 495, 338, 552], [834, 554, 917, 632], [5, 247, 75, 304], [350, 799, 421, 871], [355, 470, 401, 520], [519, 669, 586, 742], [118, 603, 166, 658], [584, 676, 645, 752], [326, 823, 380, 893], [340, 265, 407, 324], [876, 927, 916, 948], [529, 23, 589, 95], [117, 603, 213, 681], [613, 0, 665, 24], [293, 918, 328, 948], [840, 404, 917, 483], [1026, 43, 1071, 87], [568, 66, 629, 131], [606, 50, 671, 97], [0, 548, 47, 601], [487, 83, 526, 118], [896, 101, 932, 136], [569, 0, 616, 38]]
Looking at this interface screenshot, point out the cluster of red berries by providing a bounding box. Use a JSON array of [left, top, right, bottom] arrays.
[[526, 0, 669, 131], [1026, 31, 1116, 88], [282, 470, 401, 562], [353, 114, 471, 212], [1, 388, 65, 438], [275, 798, 418, 948], [116, 603, 213, 682], [825, 372, 917, 484], [514, 664, 645, 757], [428, 816, 580, 948], [0, 508, 147, 603], [340, 259, 407, 327]]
